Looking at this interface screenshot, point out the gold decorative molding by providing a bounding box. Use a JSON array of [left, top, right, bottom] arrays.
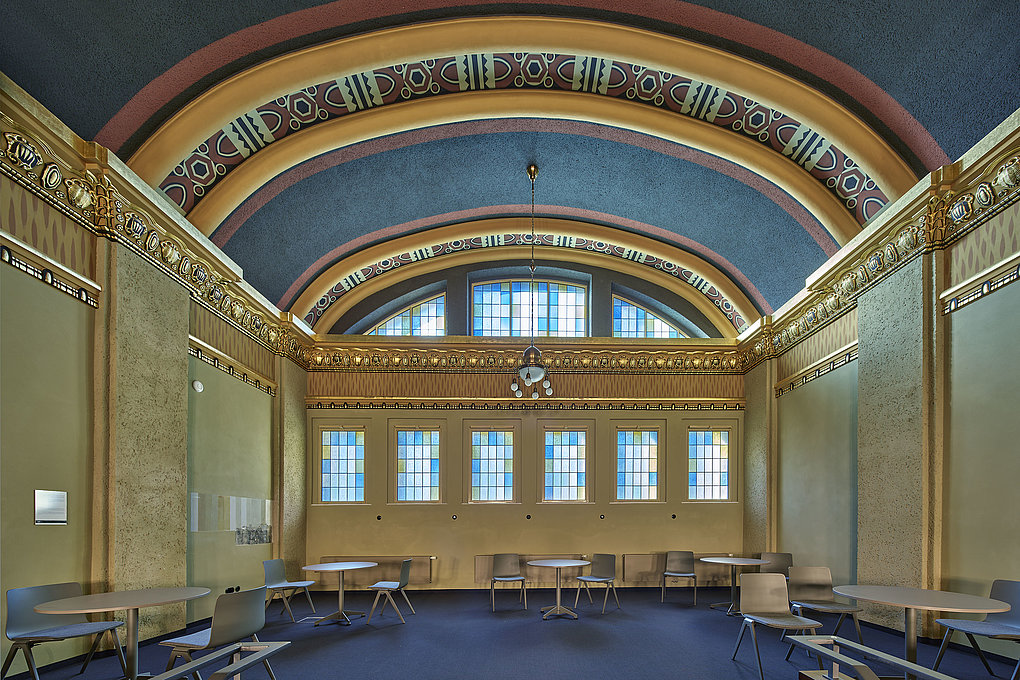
[[0, 231, 100, 307], [188, 343, 276, 396], [775, 343, 858, 397], [1, 85, 316, 369], [305, 397, 744, 411], [307, 338, 743, 374]]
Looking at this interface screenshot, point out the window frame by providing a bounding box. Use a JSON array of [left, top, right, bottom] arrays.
[[611, 420, 665, 503], [470, 278, 589, 338], [537, 420, 593, 503], [611, 294, 685, 338], [388, 420, 445, 504], [309, 417, 371, 506], [684, 424, 735, 502], [463, 419, 522, 504], [366, 292, 446, 336]]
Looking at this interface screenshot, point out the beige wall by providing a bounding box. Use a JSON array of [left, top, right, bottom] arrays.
[[777, 362, 858, 586], [186, 357, 274, 621], [944, 284, 1020, 659], [305, 408, 744, 589], [0, 267, 95, 672]]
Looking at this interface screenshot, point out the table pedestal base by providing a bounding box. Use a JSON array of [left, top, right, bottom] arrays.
[[312, 609, 365, 626], [541, 604, 578, 619]]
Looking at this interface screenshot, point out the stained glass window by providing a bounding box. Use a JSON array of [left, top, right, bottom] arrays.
[[470, 431, 514, 501], [472, 280, 586, 337], [688, 430, 729, 500], [396, 430, 440, 501], [369, 294, 445, 336], [612, 296, 683, 338], [544, 430, 586, 501], [320, 430, 364, 502], [616, 430, 658, 500]]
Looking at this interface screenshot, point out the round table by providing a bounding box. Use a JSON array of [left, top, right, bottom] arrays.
[[35, 586, 210, 680], [699, 556, 770, 615], [527, 559, 590, 620], [833, 584, 1010, 666], [302, 561, 378, 626]]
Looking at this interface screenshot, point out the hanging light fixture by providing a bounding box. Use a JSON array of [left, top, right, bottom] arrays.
[[509, 163, 553, 400]]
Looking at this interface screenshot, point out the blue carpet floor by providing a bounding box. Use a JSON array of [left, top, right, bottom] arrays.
[[10, 587, 1018, 680]]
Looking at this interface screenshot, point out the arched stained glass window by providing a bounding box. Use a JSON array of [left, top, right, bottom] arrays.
[[612, 295, 684, 338], [472, 280, 586, 337], [367, 294, 445, 336]]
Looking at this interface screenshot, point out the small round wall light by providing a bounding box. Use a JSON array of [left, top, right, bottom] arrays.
[[599, 514, 605, 520], [376, 515, 382, 520], [671, 513, 677, 519], [451, 514, 458, 520], [525, 514, 532, 520], [191, 380, 204, 393]]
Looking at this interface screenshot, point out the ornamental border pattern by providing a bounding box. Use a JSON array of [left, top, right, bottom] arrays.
[[1, 124, 312, 368], [188, 345, 276, 396], [741, 148, 1020, 373], [0, 244, 99, 307], [305, 233, 748, 333], [305, 399, 744, 411], [161, 52, 888, 225], [775, 346, 858, 398]]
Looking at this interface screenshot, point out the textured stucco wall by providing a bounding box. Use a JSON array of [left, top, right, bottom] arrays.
[[856, 257, 925, 628], [111, 248, 190, 638], [742, 360, 771, 554], [280, 357, 307, 578], [777, 363, 858, 586]]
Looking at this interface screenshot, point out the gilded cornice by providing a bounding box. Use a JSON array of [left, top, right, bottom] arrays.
[[306, 398, 744, 411], [736, 140, 1020, 369], [307, 337, 743, 374], [1, 80, 316, 368]]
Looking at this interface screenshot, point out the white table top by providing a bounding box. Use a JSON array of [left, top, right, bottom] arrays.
[[303, 561, 378, 572], [35, 587, 210, 615], [527, 559, 590, 569], [832, 585, 1011, 614], [700, 556, 770, 566]]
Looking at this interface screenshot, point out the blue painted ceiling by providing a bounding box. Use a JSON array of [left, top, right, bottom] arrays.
[[2, 1, 1017, 325]]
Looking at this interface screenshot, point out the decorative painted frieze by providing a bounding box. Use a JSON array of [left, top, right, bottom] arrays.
[[306, 398, 744, 411]]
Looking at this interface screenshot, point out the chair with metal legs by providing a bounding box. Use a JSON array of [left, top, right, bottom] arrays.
[[263, 558, 316, 623], [574, 553, 620, 614], [661, 550, 697, 605], [731, 572, 821, 680], [759, 552, 794, 577], [2, 582, 127, 680], [491, 553, 527, 611], [367, 559, 416, 624], [932, 579, 1020, 680], [161, 586, 278, 680], [788, 566, 864, 643]]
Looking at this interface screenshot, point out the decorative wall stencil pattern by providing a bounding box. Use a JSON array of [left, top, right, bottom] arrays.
[[949, 198, 1019, 286], [777, 308, 857, 381], [304, 232, 749, 333], [190, 302, 277, 381], [159, 52, 889, 224]]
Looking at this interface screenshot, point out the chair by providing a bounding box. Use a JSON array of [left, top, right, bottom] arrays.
[[161, 586, 278, 680], [932, 579, 1020, 680], [731, 572, 821, 680], [367, 558, 416, 624], [661, 550, 697, 605], [2, 582, 127, 680], [263, 558, 316, 622], [490, 553, 527, 611], [759, 552, 794, 577], [787, 566, 863, 643], [574, 553, 620, 613]]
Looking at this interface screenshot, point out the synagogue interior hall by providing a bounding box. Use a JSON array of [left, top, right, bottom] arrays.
[[1, 2, 1018, 679]]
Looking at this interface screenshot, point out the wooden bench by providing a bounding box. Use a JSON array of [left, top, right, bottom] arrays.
[[150, 641, 289, 680], [789, 635, 958, 680]]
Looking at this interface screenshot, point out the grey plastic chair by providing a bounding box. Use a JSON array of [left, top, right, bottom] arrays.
[[574, 553, 620, 613], [759, 552, 794, 577], [263, 558, 316, 622], [491, 553, 527, 611], [2, 582, 127, 680], [787, 566, 863, 643], [731, 572, 821, 680], [661, 550, 697, 604], [161, 586, 277, 680], [367, 559, 416, 624], [932, 579, 1020, 680]]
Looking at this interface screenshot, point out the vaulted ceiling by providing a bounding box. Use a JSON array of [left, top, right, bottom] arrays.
[[3, 1, 1017, 336]]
